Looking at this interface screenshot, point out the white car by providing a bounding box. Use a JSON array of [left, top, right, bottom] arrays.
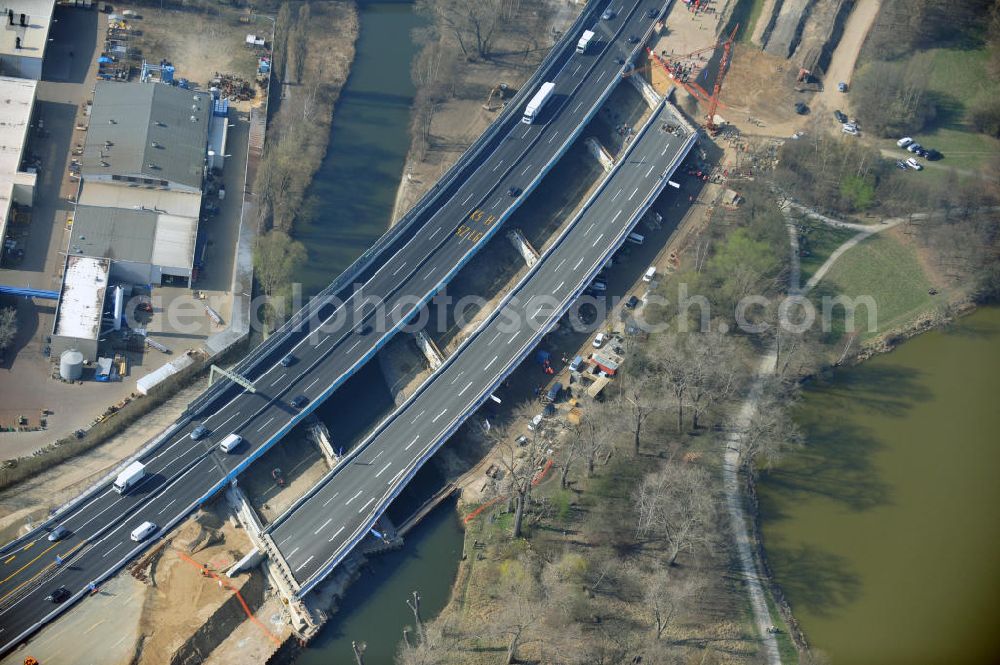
[[842, 124, 858, 136], [905, 157, 923, 171], [593, 332, 606, 348], [897, 137, 913, 148]]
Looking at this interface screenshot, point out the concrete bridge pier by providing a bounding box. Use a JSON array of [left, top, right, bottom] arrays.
[[628, 72, 663, 108], [414, 330, 445, 370], [584, 137, 615, 172], [507, 228, 540, 267], [223, 482, 319, 638], [304, 416, 339, 468]]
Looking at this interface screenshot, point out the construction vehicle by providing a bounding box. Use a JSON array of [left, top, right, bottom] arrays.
[[482, 82, 509, 111]]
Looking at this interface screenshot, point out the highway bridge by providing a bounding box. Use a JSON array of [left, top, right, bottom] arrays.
[[0, 0, 676, 653], [271, 100, 697, 593]]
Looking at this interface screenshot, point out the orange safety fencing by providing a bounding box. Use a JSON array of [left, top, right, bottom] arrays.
[[463, 458, 554, 525], [174, 549, 282, 646]]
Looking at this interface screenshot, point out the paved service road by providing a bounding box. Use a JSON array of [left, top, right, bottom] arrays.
[[0, 0, 667, 652], [270, 101, 696, 591]]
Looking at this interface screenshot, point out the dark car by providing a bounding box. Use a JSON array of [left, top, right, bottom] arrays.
[[601, 8, 615, 20], [895, 160, 908, 170], [47, 525, 69, 542], [291, 395, 309, 409], [190, 425, 210, 440], [47, 586, 71, 603], [795, 102, 809, 115], [625, 295, 640, 309], [926, 148, 942, 161], [833, 110, 848, 123], [647, 7, 660, 18], [627, 35, 640, 44], [354, 323, 373, 335], [280, 354, 296, 367], [507, 186, 521, 197]]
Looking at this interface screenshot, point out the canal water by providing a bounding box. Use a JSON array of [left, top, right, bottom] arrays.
[[293, 0, 425, 296], [759, 307, 1000, 664], [288, 2, 465, 663]]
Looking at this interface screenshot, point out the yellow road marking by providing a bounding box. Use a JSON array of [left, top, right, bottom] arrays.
[[23, 541, 34, 551], [3, 555, 14, 565], [0, 541, 57, 586]]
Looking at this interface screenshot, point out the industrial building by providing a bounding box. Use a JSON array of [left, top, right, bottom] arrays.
[[50, 255, 111, 362], [80, 81, 211, 195], [0, 74, 36, 256], [0, 0, 53, 80], [68, 206, 197, 284]]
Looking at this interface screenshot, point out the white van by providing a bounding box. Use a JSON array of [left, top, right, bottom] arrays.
[[130, 521, 157, 542], [896, 137, 913, 148], [643, 266, 657, 282], [219, 433, 243, 454], [626, 232, 645, 245]]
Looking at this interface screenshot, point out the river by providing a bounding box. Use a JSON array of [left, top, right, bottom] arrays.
[[759, 307, 1000, 664], [288, 2, 464, 663]]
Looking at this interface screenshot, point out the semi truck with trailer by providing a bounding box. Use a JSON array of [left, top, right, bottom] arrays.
[[522, 81, 555, 124]]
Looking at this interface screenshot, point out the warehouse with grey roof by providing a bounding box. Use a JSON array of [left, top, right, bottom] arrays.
[[81, 81, 211, 194], [69, 205, 198, 284]]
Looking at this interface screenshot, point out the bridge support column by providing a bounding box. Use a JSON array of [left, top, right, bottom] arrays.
[[584, 137, 615, 172], [507, 228, 540, 267], [628, 72, 663, 109], [414, 330, 445, 370], [304, 416, 339, 468], [224, 482, 320, 637]]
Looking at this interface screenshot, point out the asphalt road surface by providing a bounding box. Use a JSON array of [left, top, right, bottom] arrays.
[[270, 101, 696, 591], [0, 0, 667, 652]]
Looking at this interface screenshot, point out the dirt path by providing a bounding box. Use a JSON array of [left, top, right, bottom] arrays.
[[811, 0, 881, 120], [722, 350, 782, 665]]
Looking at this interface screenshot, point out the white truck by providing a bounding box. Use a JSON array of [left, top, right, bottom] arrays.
[[522, 81, 555, 124], [114, 461, 146, 494], [576, 29, 595, 54]]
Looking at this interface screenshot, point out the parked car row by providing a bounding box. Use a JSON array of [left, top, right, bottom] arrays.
[[896, 137, 941, 161]]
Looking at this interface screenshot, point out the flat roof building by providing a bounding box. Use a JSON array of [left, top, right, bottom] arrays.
[[51, 255, 111, 362], [81, 81, 212, 194], [0, 74, 36, 253], [0, 0, 53, 80], [69, 205, 198, 284]]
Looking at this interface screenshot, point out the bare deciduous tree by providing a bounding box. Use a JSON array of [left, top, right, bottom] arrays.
[[573, 401, 618, 476], [737, 387, 803, 484], [488, 416, 546, 539], [635, 462, 716, 566], [616, 373, 657, 456], [418, 0, 512, 60], [642, 564, 704, 640], [0, 307, 17, 350]]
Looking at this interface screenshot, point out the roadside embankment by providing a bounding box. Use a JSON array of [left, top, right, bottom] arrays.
[[389, 0, 581, 225], [253, 1, 360, 235]]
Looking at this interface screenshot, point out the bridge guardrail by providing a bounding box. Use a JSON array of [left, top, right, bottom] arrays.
[[185, 0, 613, 417], [291, 100, 696, 595]]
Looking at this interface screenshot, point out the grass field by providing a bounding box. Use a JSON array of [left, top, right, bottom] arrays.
[[797, 218, 857, 284], [876, 46, 1000, 170], [812, 232, 935, 340]]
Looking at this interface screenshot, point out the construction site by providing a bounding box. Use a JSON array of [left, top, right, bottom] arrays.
[[1, 0, 917, 664]]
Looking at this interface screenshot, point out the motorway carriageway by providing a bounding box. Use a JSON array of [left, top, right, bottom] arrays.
[[270, 100, 696, 591], [0, 0, 666, 651]]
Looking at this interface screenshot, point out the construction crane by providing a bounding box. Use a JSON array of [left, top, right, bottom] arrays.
[[706, 25, 739, 134], [644, 24, 738, 134]]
